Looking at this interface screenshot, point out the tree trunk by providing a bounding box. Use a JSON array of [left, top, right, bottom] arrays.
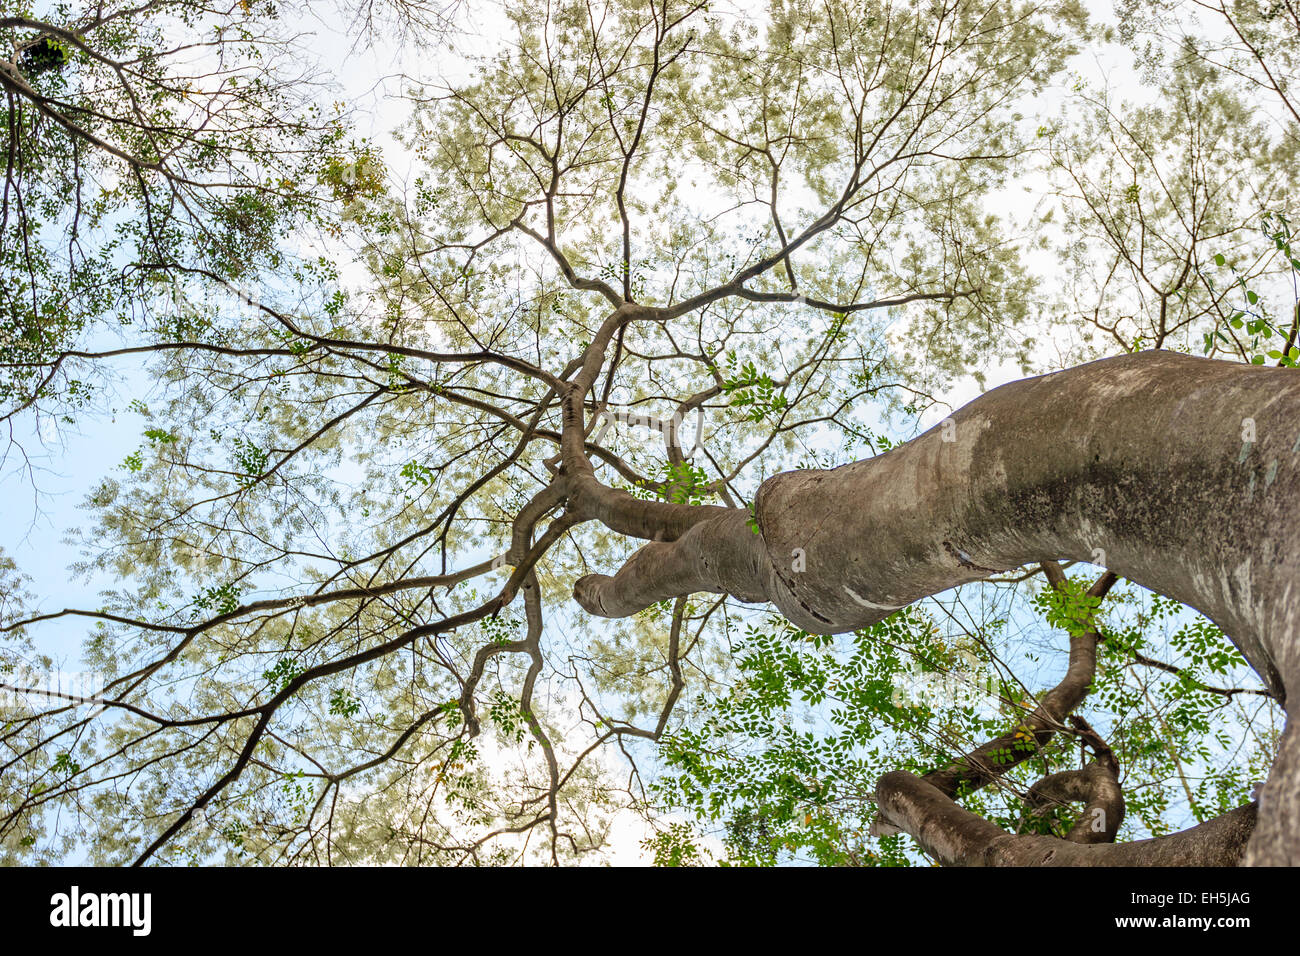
[[573, 350, 1300, 864]]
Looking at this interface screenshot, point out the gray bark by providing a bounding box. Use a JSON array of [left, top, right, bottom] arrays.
[[876, 770, 1256, 866], [572, 350, 1300, 864]]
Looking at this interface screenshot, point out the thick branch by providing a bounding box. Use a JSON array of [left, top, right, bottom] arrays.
[[576, 352, 1300, 708], [876, 770, 1254, 866]]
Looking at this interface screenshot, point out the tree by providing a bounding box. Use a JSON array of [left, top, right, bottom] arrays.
[[0, 0, 1294, 866]]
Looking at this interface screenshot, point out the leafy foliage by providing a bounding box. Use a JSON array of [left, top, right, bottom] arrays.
[[651, 580, 1277, 865]]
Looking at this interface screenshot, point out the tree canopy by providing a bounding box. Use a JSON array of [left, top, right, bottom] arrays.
[[1, 0, 1297, 866]]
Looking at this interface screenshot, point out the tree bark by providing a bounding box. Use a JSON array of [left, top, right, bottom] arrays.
[[875, 771, 1255, 866], [573, 350, 1300, 864]]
